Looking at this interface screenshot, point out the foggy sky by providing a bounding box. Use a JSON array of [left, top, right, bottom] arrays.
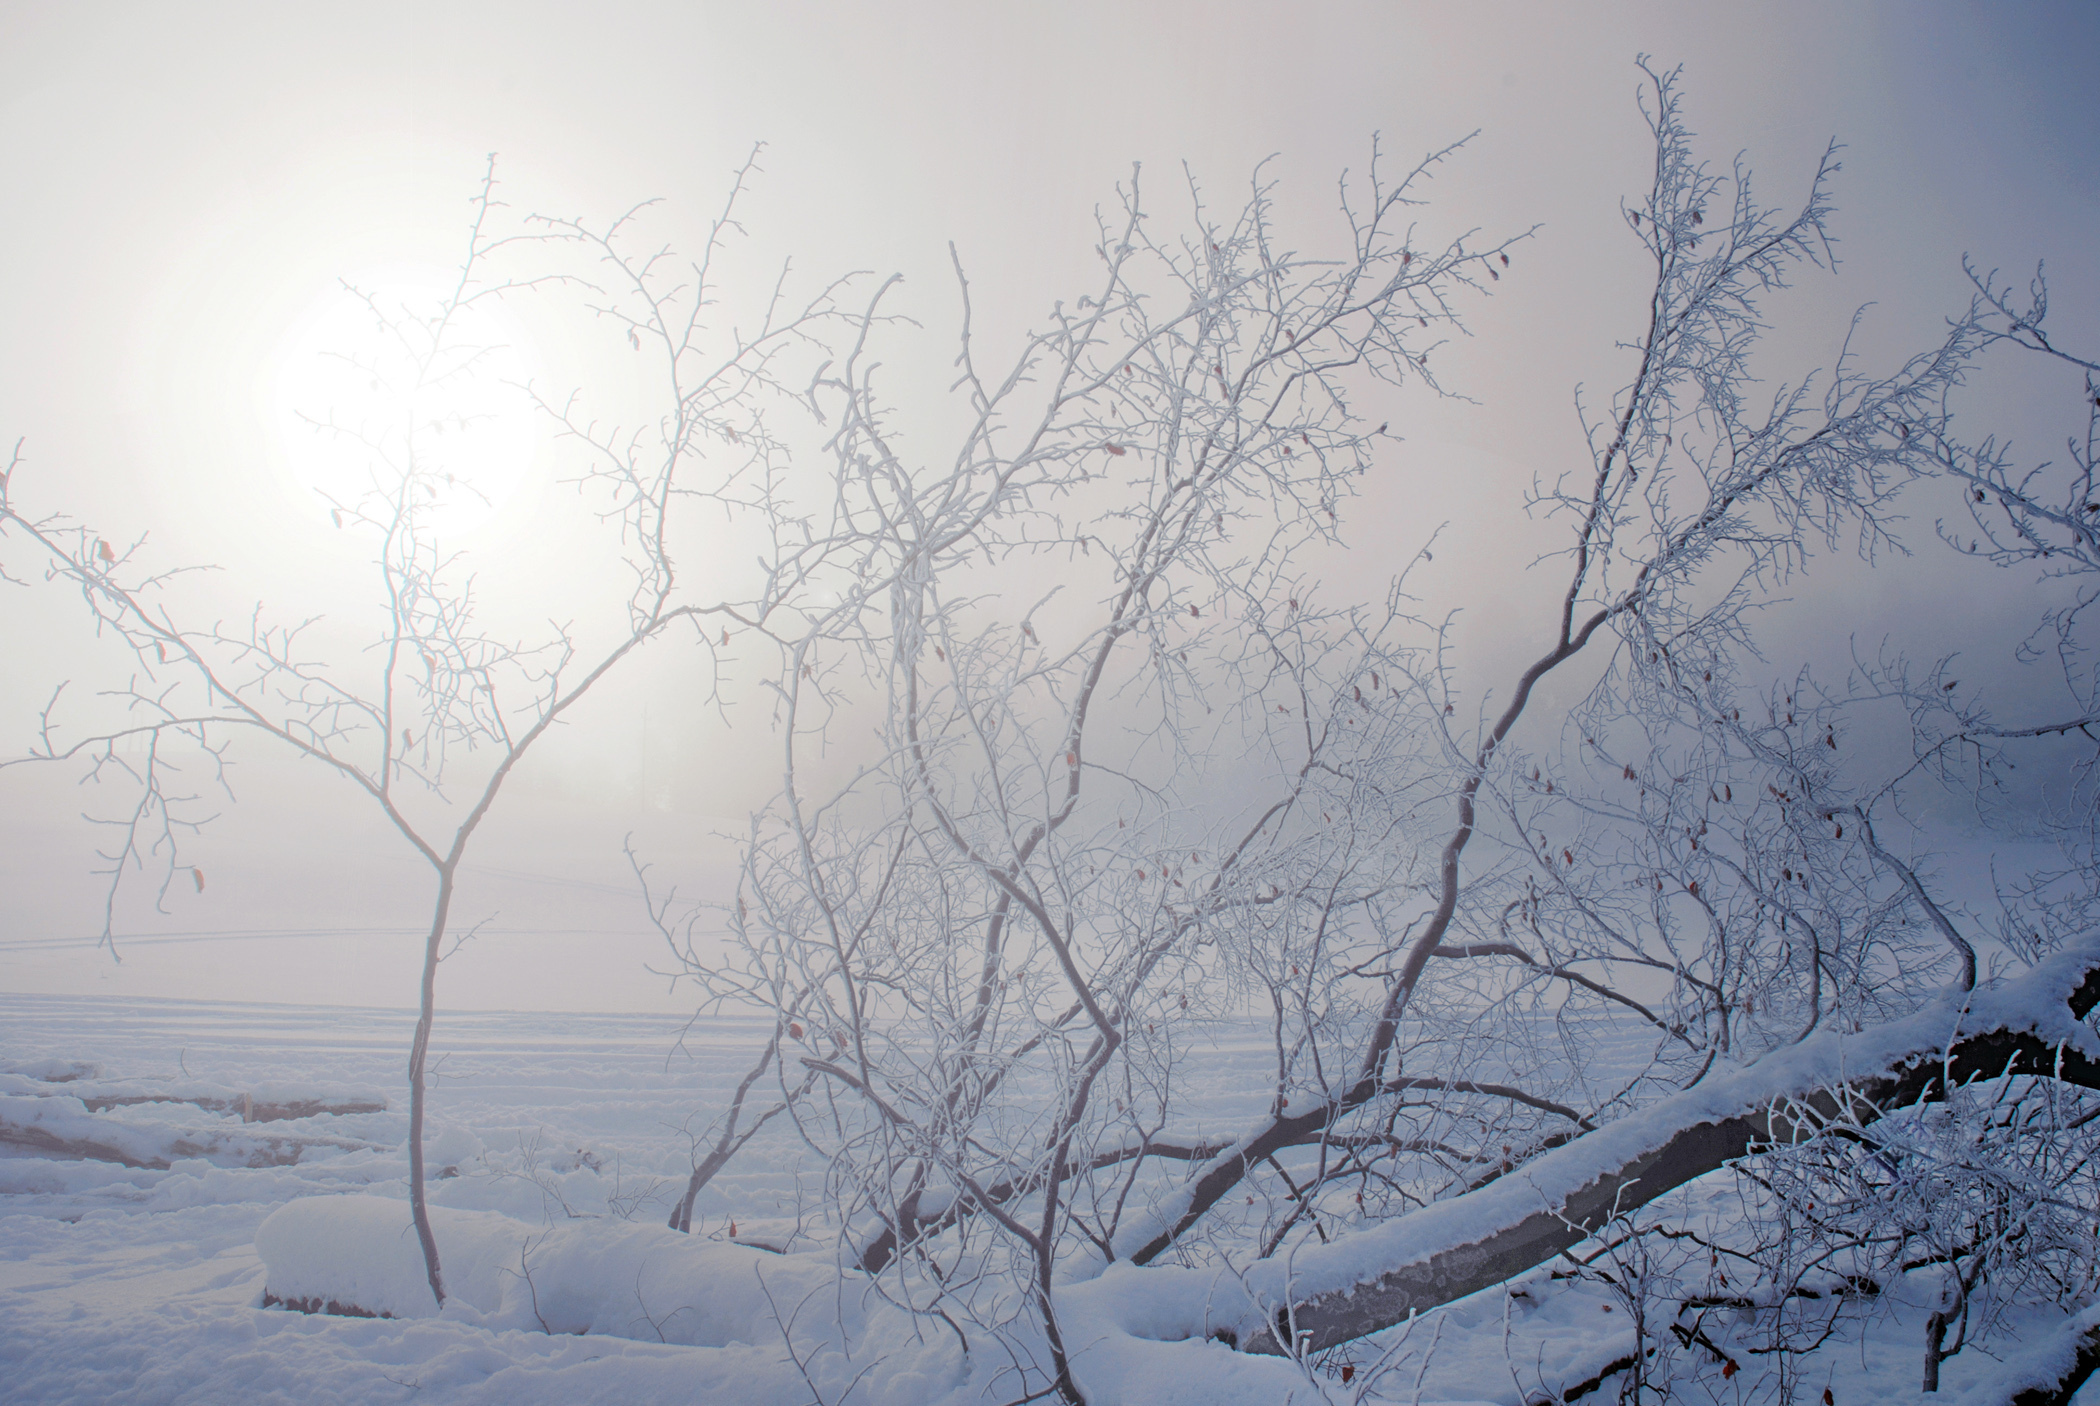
[[3, 2, 2094, 1012]]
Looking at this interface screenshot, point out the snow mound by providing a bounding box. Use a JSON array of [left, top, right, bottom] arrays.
[[255, 1196, 848, 1346], [426, 1124, 483, 1172]]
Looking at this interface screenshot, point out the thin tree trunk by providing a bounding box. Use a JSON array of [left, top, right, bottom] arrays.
[[405, 866, 456, 1308]]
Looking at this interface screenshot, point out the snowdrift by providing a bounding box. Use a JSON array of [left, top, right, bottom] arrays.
[[258, 1196, 854, 1345]]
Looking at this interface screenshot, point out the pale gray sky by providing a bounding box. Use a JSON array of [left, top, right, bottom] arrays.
[[2, 2, 2093, 1011]]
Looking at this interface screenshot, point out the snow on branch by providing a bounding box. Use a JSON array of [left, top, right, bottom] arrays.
[[1067, 936, 2100, 1367]]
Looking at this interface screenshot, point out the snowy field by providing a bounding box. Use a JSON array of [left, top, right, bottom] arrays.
[[2, 992, 2093, 1406]]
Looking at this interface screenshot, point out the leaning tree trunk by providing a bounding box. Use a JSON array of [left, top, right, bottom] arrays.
[[1084, 938, 2100, 1358]]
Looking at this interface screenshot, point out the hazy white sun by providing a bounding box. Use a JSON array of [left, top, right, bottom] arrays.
[[271, 269, 540, 539]]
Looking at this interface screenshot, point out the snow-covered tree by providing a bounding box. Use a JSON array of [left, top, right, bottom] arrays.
[[644, 62, 2100, 1402]]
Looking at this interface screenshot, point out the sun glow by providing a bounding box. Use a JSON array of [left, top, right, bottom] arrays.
[[270, 269, 541, 540]]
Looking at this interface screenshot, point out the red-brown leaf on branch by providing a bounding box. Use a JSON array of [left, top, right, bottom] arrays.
[[192, 867, 205, 892], [97, 540, 114, 562]]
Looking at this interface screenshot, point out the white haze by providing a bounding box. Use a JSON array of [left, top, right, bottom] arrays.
[[1, 2, 2094, 1010]]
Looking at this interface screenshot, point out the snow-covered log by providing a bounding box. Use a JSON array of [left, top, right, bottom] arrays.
[[1082, 938, 2100, 1359], [257, 1196, 860, 1342], [1993, 1300, 2100, 1406]]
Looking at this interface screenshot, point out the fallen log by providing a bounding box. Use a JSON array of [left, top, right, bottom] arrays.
[[1083, 938, 2100, 1359]]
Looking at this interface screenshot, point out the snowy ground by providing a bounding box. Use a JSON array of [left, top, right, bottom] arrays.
[[1, 992, 2093, 1405]]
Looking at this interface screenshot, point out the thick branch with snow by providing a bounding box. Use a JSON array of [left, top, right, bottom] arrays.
[[1068, 939, 2100, 1364]]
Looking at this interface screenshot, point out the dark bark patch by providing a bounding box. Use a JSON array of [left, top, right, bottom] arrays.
[[261, 1291, 394, 1320]]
